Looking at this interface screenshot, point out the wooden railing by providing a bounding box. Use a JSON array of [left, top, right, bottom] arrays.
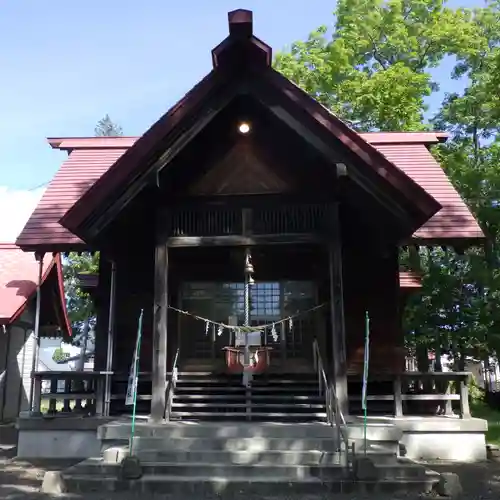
[[348, 372, 471, 418], [31, 370, 176, 417], [32, 371, 107, 416]]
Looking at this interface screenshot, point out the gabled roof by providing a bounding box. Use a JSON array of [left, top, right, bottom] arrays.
[[15, 132, 483, 250], [0, 244, 71, 337], [54, 9, 439, 242]]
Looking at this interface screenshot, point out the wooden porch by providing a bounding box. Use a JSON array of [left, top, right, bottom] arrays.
[[31, 369, 472, 420]]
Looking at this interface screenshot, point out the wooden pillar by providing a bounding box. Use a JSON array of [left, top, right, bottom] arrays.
[[103, 260, 117, 416], [328, 203, 349, 417], [29, 251, 44, 414], [151, 241, 168, 422]]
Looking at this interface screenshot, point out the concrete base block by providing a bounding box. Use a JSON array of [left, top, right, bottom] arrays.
[[435, 472, 463, 498], [120, 456, 142, 480], [41, 471, 66, 494], [351, 417, 489, 463], [401, 432, 486, 462], [353, 456, 379, 481], [17, 429, 100, 459]]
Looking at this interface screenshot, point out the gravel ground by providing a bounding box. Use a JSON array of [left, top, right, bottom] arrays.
[[1, 446, 500, 500]]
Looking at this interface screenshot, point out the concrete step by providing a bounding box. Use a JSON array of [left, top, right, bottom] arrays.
[[98, 421, 365, 440], [58, 470, 438, 496], [127, 436, 344, 453], [127, 449, 344, 466], [102, 446, 403, 467], [64, 454, 430, 481], [66, 459, 349, 480]]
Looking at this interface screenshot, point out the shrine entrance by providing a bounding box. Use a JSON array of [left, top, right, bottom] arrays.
[[178, 280, 317, 371]]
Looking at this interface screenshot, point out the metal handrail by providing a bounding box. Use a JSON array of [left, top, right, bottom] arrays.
[[165, 347, 180, 420], [172, 347, 180, 388], [312, 338, 350, 468]]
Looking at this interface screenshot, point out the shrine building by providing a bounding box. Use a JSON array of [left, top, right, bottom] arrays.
[[14, 9, 487, 469]]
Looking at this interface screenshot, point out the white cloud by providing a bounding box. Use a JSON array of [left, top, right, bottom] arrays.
[[0, 186, 45, 242]]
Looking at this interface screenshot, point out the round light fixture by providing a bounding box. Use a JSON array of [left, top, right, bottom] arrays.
[[238, 122, 251, 134]]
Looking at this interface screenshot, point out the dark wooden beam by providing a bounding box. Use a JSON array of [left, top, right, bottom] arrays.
[[328, 203, 349, 416], [166, 233, 325, 247], [151, 239, 169, 422]]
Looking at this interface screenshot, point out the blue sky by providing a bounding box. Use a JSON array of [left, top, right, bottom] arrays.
[[0, 0, 484, 238]]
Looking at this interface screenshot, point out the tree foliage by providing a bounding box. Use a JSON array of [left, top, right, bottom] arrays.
[[94, 114, 123, 137], [52, 347, 70, 363], [63, 252, 99, 341], [275, 0, 482, 131], [276, 0, 500, 369]]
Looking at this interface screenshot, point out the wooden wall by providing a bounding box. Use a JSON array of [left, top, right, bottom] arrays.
[[343, 246, 403, 375], [92, 187, 404, 378]]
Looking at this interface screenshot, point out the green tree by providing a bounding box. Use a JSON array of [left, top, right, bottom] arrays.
[[94, 114, 123, 137], [52, 347, 70, 363], [274, 0, 481, 131], [276, 0, 500, 367], [63, 252, 99, 340]]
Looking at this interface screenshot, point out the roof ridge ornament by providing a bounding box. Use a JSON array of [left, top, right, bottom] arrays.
[[228, 9, 253, 39], [211, 9, 271, 69]]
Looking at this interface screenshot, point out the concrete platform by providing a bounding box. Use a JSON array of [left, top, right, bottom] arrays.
[[349, 416, 488, 462], [16, 414, 488, 462], [16, 415, 113, 459]]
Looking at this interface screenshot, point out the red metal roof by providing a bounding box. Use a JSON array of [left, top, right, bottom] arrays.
[[17, 148, 128, 249], [0, 244, 71, 336], [372, 143, 483, 241], [16, 132, 483, 249]]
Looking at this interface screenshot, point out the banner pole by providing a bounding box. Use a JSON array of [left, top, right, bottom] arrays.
[[129, 309, 144, 456], [363, 310, 370, 456]]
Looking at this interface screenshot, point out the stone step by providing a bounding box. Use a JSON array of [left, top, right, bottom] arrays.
[[127, 436, 344, 453], [64, 455, 429, 481], [99, 421, 389, 440], [58, 472, 437, 496], [351, 440, 400, 456], [126, 449, 344, 466], [102, 446, 402, 466], [66, 459, 349, 480]]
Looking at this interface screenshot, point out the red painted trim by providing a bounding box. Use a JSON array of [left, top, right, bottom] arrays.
[[5, 254, 71, 338], [44, 132, 448, 152], [55, 254, 72, 337], [7, 257, 55, 325]]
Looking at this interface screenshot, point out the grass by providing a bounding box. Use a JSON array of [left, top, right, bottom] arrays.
[[471, 400, 500, 446]]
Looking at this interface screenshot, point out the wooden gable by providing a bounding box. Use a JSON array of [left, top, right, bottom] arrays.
[[190, 141, 291, 196]]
